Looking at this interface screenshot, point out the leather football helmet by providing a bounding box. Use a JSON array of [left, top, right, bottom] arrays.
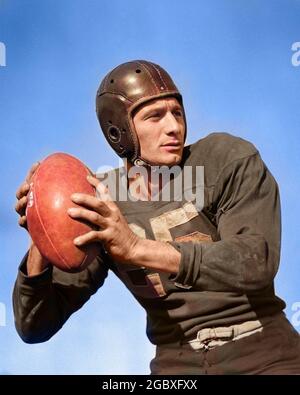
[[96, 60, 186, 165]]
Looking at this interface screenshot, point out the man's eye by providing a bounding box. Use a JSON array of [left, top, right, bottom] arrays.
[[174, 110, 183, 117], [147, 113, 160, 119]]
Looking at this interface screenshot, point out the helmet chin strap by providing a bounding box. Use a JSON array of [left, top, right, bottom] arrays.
[[133, 157, 150, 167], [133, 157, 161, 169]]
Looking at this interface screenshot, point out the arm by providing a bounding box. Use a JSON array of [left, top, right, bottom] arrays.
[[168, 152, 281, 293], [67, 176, 181, 272], [129, 239, 181, 273], [26, 242, 50, 276], [72, 152, 280, 295], [13, 162, 109, 343], [13, 250, 109, 343]]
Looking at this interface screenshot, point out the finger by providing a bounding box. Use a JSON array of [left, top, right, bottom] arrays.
[[87, 176, 112, 202], [85, 166, 95, 177], [16, 182, 30, 199], [71, 193, 111, 216], [25, 161, 40, 183], [18, 215, 27, 228], [68, 207, 107, 227], [15, 195, 27, 215], [97, 182, 112, 202], [87, 174, 100, 187], [73, 230, 104, 246]]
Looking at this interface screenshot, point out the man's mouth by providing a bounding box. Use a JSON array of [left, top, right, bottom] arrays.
[[161, 141, 181, 151]]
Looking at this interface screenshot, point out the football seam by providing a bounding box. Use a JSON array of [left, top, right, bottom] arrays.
[[34, 179, 72, 270]]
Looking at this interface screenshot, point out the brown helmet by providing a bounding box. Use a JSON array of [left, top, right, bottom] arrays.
[[96, 60, 186, 165]]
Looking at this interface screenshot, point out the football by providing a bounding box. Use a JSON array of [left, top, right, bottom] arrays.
[[26, 152, 99, 272]]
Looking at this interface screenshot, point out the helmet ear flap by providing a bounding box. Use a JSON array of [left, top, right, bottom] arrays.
[[96, 93, 139, 160], [107, 125, 121, 143]]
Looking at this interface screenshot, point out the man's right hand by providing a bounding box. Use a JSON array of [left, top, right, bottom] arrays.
[[15, 162, 40, 229], [15, 162, 50, 276]]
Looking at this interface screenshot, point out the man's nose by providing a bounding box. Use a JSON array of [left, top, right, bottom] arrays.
[[163, 112, 181, 135]]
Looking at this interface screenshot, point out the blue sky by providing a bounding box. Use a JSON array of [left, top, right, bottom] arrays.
[[0, 0, 299, 374]]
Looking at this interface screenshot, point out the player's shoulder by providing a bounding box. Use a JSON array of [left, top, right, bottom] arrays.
[[186, 132, 258, 167]]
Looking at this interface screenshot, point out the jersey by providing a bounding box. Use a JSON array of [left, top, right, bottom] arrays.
[[13, 132, 286, 345]]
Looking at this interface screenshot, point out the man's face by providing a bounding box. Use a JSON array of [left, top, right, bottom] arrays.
[[132, 97, 186, 166]]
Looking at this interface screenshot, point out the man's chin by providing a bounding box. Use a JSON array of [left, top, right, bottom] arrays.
[[157, 153, 182, 166]]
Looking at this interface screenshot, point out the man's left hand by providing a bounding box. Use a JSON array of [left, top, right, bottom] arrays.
[[68, 175, 139, 263]]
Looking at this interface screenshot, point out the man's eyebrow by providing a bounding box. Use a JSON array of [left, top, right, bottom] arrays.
[[141, 106, 164, 116], [141, 104, 182, 117]]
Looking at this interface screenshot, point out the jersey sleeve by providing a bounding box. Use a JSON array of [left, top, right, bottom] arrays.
[[12, 252, 109, 343], [168, 151, 281, 293]]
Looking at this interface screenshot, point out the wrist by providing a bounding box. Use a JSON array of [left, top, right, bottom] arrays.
[[27, 242, 50, 276], [123, 236, 145, 265], [125, 238, 181, 273]]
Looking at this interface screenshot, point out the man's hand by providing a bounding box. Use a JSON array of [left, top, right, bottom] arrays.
[[68, 175, 140, 263], [15, 161, 50, 275], [15, 162, 40, 229], [68, 175, 181, 273]]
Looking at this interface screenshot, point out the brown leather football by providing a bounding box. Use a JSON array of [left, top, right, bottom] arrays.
[[26, 153, 99, 272]]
